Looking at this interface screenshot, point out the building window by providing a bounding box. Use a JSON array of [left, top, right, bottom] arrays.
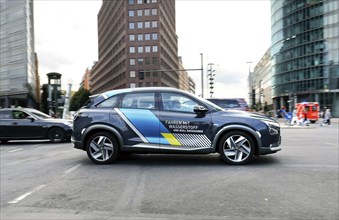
[[145, 21, 150, 28], [129, 10, 134, 17], [129, 34, 135, 41], [145, 33, 151, 40], [144, 9, 150, 16], [151, 8, 157, 15], [130, 83, 136, 88], [138, 58, 144, 65], [130, 59, 136, 66], [129, 47, 135, 53], [137, 22, 143, 29], [138, 46, 143, 53], [152, 57, 158, 64], [129, 0, 134, 5], [137, 34, 143, 41], [152, 21, 157, 28], [152, 45, 158, 52], [152, 33, 158, 40], [145, 57, 151, 65], [145, 46, 151, 53], [130, 71, 136, 77], [137, 10, 142, 16], [129, 22, 134, 29], [151, 0, 157, 3], [137, 0, 142, 4]]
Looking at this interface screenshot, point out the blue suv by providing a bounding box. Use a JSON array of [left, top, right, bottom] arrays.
[[72, 87, 281, 165]]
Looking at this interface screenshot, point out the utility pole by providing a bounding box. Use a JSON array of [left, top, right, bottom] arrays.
[[207, 63, 215, 98], [200, 53, 204, 98]]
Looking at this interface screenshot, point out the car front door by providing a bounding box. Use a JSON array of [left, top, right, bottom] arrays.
[[159, 92, 213, 151], [10, 110, 45, 139]]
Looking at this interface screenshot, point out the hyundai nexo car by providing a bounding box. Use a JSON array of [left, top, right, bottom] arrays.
[[0, 108, 73, 143], [72, 87, 281, 165]]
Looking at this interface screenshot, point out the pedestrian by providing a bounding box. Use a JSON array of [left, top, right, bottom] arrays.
[[321, 109, 332, 126], [290, 108, 298, 126], [302, 108, 310, 126]]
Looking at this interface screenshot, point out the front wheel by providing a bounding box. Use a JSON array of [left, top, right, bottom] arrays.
[[86, 132, 119, 164], [219, 131, 255, 165]]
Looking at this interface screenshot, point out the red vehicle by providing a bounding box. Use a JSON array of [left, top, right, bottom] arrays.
[[296, 102, 319, 123]]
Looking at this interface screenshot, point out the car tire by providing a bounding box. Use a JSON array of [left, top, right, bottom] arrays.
[[86, 132, 119, 164], [48, 127, 65, 143], [218, 131, 255, 165]]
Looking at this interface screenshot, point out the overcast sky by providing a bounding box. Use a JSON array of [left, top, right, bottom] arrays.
[[34, 0, 271, 100]]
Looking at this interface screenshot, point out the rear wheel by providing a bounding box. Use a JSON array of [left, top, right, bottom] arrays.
[[86, 132, 119, 164], [48, 127, 65, 143], [219, 131, 255, 165]]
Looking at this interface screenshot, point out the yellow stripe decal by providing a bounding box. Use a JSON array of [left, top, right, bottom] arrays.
[[161, 133, 181, 146]]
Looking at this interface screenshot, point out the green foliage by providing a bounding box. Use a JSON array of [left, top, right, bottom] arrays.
[[70, 88, 91, 111]]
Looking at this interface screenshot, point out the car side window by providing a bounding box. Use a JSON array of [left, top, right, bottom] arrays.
[[12, 110, 29, 119], [161, 93, 198, 113], [96, 96, 118, 108], [121, 93, 155, 109], [0, 110, 12, 119]]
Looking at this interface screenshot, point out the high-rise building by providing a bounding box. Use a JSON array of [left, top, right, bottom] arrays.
[[249, 49, 272, 111], [0, 0, 39, 108], [271, 0, 339, 116], [90, 0, 180, 94]]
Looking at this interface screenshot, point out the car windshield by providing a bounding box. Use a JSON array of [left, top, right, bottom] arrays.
[[27, 109, 51, 119]]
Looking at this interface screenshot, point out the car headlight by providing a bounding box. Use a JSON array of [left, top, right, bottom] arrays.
[[262, 120, 279, 135]]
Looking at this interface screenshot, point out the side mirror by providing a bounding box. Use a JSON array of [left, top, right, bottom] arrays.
[[27, 116, 35, 122], [193, 105, 208, 114]]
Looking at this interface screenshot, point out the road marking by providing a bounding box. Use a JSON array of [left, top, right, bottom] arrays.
[[9, 148, 23, 153], [64, 164, 82, 174], [325, 143, 338, 146], [8, 185, 46, 204]]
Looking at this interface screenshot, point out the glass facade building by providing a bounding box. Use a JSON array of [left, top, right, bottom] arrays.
[[271, 0, 339, 116], [0, 0, 38, 108]]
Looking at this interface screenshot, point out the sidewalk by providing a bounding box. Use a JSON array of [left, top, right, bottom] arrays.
[[279, 118, 338, 129]]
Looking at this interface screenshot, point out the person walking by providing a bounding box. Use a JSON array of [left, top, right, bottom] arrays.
[[290, 108, 298, 126], [321, 109, 332, 126]]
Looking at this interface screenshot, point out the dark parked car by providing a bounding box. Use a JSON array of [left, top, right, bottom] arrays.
[[207, 98, 249, 111], [0, 108, 72, 143], [72, 87, 281, 165]]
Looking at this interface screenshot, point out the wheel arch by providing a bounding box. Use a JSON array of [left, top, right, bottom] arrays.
[[212, 125, 262, 155], [82, 124, 123, 150]]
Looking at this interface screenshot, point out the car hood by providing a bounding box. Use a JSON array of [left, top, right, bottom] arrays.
[[215, 109, 278, 123]]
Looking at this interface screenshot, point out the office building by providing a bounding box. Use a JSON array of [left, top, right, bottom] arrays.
[[249, 49, 273, 111], [90, 0, 180, 94], [271, 0, 339, 116], [0, 0, 39, 108]]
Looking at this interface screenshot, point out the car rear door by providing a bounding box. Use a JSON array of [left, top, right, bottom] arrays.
[[116, 92, 160, 148]]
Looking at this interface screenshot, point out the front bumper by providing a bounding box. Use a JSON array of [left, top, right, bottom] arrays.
[[71, 136, 85, 150]]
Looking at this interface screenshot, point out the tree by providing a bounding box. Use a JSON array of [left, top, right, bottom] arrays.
[[69, 88, 91, 111]]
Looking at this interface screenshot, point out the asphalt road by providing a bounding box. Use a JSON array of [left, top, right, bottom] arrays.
[[1, 124, 338, 220]]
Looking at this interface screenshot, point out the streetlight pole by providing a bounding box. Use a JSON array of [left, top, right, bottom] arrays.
[[200, 53, 204, 98]]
